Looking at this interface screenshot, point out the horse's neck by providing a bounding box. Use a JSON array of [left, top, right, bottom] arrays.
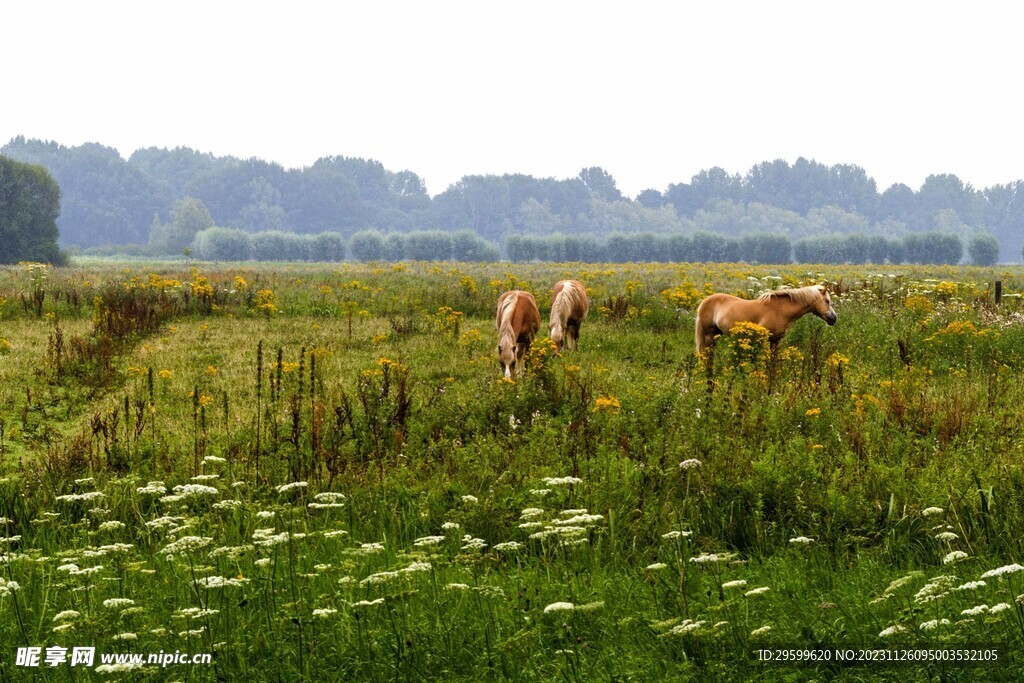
[[772, 295, 813, 327]]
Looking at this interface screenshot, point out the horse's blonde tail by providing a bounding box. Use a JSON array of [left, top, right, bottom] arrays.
[[694, 300, 708, 356], [498, 292, 518, 347], [549, 288, 568, 345]]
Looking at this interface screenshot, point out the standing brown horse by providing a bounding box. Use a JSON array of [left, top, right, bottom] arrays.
[[694, 284, 837, 355], [548, 279, 589, 352], [496, 290, 541, 378]]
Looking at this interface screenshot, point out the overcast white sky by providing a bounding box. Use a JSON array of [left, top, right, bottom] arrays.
[[4, 1, 1023, 197]]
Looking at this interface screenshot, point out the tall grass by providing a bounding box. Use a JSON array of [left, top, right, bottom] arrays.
[[0, 260, 1022, 679]]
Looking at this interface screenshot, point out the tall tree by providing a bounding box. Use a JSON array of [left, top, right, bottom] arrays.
[[149, 196, 214, 254], [578, 167, 622, 202], [0, 155, 64, 264]]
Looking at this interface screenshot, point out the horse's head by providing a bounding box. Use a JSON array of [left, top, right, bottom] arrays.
[[548, 322, 564, 351], [814, 285, 838, 325], [497, 342, 518, 378]]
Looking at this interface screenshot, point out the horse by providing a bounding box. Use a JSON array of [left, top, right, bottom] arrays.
[[694, 284, 837, 355], [495, 290, 541, 378], [548, 279, 589, 352]]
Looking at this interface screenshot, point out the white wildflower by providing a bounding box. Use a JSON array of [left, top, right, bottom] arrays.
[[160, 536, 213, 555], [745, 586, 771, 597], [750, 625, 772, 637], [954, 580, 986, 592], [661, 530, 692, 540], [555, 514, 604, 526], [914, 575, 958, 604], [543, 601, 575, 613], [934, 531, 959, 541], [722, 580, 747, 590], [679, 459, 702, 470], [980, 563, 1024, 579], [351, 598, 385, 608], [492, 541, 523, 552], [878, 624, 908, 637], [961, 604, 989, 616], [690, 553, 725, 564], [541, 476, 582, 486], [103, 598, 136, 609], [360, 571, 399, 586], [196, 575, 249, 589], [943, 550, 969, 565], [56, 491, 105, 503], [461, 495, 478, 504], [921, 506, 944, 517], [788, 536, 814, 545], [174, 484, 220, 496], [920, 618, 951, 631], [312, 608, 338, 618], [276, 481, 308, 494], [645, 562, 668, 571], [413, 535, 446, 547], [664, 619, 706, 636]]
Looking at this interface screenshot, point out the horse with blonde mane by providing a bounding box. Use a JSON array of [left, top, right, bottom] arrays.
[[495, 290, 541, 378], [548, 279, 589, 352], [694, 284, 837, 355]]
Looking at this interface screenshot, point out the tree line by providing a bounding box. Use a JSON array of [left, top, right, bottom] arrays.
[[183, 227, 998, 267], [3, 136, 1024, 264], [506, 230, 996, 265], [190, 228, 500, 263]]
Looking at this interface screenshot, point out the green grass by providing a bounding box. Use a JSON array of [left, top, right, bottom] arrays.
[[0, 259, 1022, 680]]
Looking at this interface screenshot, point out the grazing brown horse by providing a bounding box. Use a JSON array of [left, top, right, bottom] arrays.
[[496, 290, 541, 378], [548, 279, 589, 352], [694, 284, 837, 355]]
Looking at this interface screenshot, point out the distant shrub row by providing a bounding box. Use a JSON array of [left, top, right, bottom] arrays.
[[507, 230, 999, 265], [189, 227, 1000, 266], [190, 229, 500, 262]]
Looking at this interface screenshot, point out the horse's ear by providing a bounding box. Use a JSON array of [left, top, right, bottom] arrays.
[[821, 283, 829, 293]]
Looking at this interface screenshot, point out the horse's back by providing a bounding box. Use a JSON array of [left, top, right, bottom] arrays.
[[515, 291, 541, 337], [498, 290, 539, 337], [496, 290, 518, 328], [697, 292, 742, 316], [553, 279, 588, 318]]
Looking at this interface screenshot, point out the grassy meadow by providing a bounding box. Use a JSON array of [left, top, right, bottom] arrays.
[[1, 258, 1024, 681]]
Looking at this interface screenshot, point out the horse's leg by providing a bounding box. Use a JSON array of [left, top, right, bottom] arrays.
[[567, 320, 579, 350], [516, 340, 529, 377]]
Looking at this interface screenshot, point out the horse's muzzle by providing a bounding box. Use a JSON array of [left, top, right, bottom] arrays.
[[826, 312, 838, 325]]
